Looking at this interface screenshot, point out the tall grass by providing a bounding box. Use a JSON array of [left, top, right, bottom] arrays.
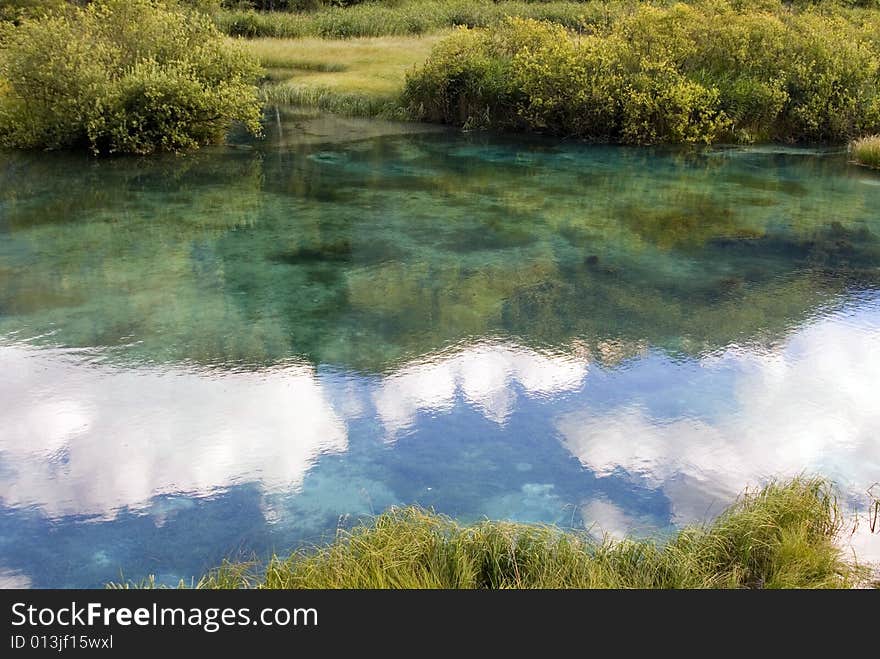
[[116, 477, 870, 589], [214, 0, 633, 39], [262, 84, 402, 115], [851, 135, 880, 169]]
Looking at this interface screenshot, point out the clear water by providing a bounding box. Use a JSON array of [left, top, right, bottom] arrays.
[[1, 111, 879, 587]]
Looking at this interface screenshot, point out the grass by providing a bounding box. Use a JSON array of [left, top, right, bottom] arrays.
[[112, 478, 875, 589], [851, 135, 880, 169], [242, 34, 447, 115]]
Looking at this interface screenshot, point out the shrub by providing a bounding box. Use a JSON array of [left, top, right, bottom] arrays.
[[403, 7, 880, 144], [0, 0, 263, 154], [215, 6, 311, 36]]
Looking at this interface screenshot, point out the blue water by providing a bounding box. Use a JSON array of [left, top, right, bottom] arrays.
[[1, 111, 879, 587]]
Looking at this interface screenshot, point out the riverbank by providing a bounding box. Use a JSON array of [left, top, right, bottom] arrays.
[[115, 478, 877, 589], [4, 2, 880, 148], [233, 1, 880, 144]]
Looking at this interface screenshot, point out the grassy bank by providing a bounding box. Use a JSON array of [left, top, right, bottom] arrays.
[[5, 2, 880, 143], [851, 135, 880, 168], [231, 0, 880, 140], [117, 478, 874, 589]]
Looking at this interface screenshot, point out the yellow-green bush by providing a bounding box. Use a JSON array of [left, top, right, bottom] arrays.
[[403, 6, 880, 144], [0, 0, 263, 154]]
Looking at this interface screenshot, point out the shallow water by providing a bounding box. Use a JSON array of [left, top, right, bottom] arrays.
[[1, 112, 879, 587]]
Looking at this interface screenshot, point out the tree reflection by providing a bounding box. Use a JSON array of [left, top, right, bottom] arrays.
[[1, 122, 879, 371]]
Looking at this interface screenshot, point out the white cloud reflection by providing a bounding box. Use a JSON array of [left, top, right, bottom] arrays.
[[374, 342, 587, 434], [2, 307, 878, 563], [558, 306, 880, 560], [0, 344, 348, 519], [0, 568, 32, 589], [0, 340, 588, 521]]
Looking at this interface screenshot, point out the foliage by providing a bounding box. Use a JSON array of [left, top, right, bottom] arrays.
[[403, 7, 880, 144], [0, 0, 66, 24], [117, 477, 868, 588], [0, 0, 263, 154]]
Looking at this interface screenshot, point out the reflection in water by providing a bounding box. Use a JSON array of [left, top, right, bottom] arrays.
[[0, 344, 347, 519], [374, 341, 587, 434], [0, 112, 879, 585], [557, 300, 880, 559]]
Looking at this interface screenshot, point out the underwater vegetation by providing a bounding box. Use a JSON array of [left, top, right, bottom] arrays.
[[2, 132, 879, 371]]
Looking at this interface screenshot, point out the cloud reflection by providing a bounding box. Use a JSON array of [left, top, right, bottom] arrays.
[[558, 303, 880, 559], [374, 342, 587, 434], [0, 344, 348, 519], [0, 340, 588, 520]]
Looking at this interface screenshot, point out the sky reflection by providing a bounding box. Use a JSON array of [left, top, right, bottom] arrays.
[[1, 297, 878, 578], [2, 127, 879, 585]]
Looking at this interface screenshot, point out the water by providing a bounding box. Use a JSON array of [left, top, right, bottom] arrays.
[[1, 111, 879, 587]]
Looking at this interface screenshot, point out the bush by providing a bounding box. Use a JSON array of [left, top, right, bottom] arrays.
[[403, 7, 880, 144], [0, 0, 263, 154]]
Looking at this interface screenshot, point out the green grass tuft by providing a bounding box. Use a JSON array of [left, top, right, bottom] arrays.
[[851, 135, 880, 169], [116, 477, 873, 589], [260, 83, 405, 117]]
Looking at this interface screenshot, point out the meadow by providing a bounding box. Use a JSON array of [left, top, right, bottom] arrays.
[[248, 32, 447, 113]]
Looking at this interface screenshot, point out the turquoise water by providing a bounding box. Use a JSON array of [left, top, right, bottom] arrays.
[[1, 111, 879, 587]]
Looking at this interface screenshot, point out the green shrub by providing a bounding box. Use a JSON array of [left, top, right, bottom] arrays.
[[403, 7, 880, 144], [0, 0, 263, 154], [851, 134, 880, 168]]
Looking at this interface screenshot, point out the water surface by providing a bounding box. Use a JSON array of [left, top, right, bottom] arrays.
[[1, 112, 878, 587]]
